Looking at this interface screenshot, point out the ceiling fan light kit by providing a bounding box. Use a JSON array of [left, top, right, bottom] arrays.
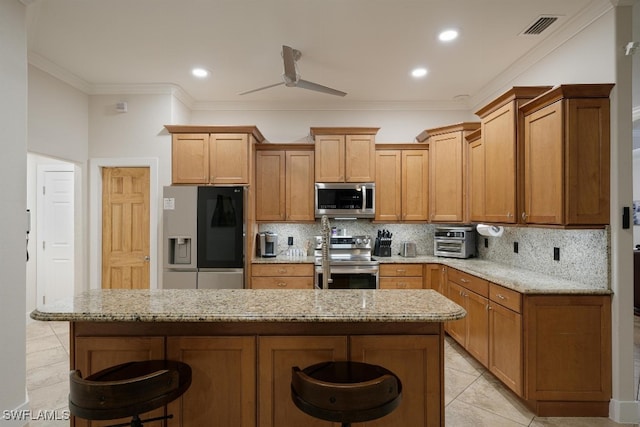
[[239, 45, 347, 97]]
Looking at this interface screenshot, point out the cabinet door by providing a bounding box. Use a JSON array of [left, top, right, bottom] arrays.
[[482, 102, 517, 223], [465, 290, 489, 367], [345, 134, 375, 182], [350, 335, 442, 427], [375, 150, 402, 221], [402, 149, 429, 221], [489, 302, 522, 396], [429, 131, 463, 222], [522, 102, 563, 224], [166, 336, 256, 427], [315, 135, 345, 182], [209, 133, 249, 184], [379, 277, 424, 289], [258, 336, 348, 427], [425, 264, 446, 295], [256, 151, 286, 221], [172, 133, 209, 184], [251, 276, 314, 289], [286, 150, 315, 221], [468, 137, 485, 221], [445, 282, 466, 344], [73, 337, 165, 427]]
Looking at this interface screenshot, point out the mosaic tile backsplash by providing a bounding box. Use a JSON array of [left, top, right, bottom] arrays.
[[257, 222, 609, 289]]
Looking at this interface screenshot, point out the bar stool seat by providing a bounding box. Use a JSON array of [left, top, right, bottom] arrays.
[[69, 360, 192, 427], [291, 361, 402, 426]]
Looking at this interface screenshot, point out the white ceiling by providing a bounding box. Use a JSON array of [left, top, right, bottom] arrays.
[[25, 0, 635, 112]]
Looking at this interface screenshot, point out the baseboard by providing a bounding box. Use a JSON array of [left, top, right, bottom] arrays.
[[1, 397, 30, 427], [609, 399, 640, 424]]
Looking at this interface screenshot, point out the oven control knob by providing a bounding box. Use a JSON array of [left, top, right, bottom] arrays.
[[355, 238, 363, 246]]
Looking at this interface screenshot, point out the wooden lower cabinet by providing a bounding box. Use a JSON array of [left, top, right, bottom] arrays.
[[488, 299, 522, 395], [350, 335, 442, 426], [251, 263, 315, 289], [445, 281, 489, 366], [166, 336, 256, 427], [425, 264, 446, 295], [73, 337, 165, 427], [258, 336, 348, 427], [379, 264, 424, 289]]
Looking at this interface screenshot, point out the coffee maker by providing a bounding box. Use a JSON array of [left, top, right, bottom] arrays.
[[257, 232, 278, 258]]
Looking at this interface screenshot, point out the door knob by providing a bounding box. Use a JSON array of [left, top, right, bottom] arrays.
[[144, 256, 150, 262]]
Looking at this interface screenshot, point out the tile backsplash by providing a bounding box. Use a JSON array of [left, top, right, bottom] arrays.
[[257, 222, 610, 288]]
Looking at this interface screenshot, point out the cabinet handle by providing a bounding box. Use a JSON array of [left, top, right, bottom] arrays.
[[460, 278, 469, 283], [496, 293, 506, 300], [277, 282, 287, 287], [522, 212, 528, 221], [507, 212, 512, 218], [398, 283, 407, 288], [487, 304, 492, 311], [277, 268, 287, 274], [396, 269, 406, 274]]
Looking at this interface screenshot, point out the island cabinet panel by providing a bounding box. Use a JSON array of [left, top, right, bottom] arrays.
[[350, 335, 442, 427], [73, 337, 165, 427], [166, 336, 256, 427], [258, 336, 348, 427], [524, 295, 612, 416]]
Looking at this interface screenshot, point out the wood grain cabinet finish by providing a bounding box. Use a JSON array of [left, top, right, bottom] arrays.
[[165, 125, 265, 185], [472, 86, 552, 224], [166, 336, 256, 427], [425, 264, 447, 295], [379, 263, 424, 289], [251, 263, 314, 289], [255, 147, 315, 222], [375, 147, 428, 222], [418, 122, 480, 223], [519, 84, 613, 226], [311, 127, 378, 183]]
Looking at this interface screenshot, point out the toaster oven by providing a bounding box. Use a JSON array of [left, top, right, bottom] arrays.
[[434, 226, 477, 259]]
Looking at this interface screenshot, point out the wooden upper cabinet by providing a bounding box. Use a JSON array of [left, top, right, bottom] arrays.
[[419, 122, 479, 223], [519, 84, 613, 226], [375, 149, 402, 221], [255, 145, 315, 222], [402, 149, 429, 221], [166, 125, 265, 185], [467, 129, 485, 222], [311, 127, 378, 182], [473, 86, 552, 224]]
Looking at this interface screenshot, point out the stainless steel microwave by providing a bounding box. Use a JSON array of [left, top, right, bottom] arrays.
[[315, 183, 375, 218]]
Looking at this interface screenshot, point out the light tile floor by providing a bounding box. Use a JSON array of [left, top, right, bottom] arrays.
[[25, 319, 640, 426]]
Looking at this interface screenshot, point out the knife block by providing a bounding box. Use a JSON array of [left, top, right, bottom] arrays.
[[373, 237, 392, 257]]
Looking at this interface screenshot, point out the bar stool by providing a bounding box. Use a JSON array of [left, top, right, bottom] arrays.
[[291, 361, 402, 427], [69, 360, 192, 427]]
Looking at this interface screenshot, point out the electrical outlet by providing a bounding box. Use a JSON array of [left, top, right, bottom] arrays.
[[288, 236, 294, 246], [484, 238, 488, 248], [513, 241, 519, 253], [554, 247, 560, 261]]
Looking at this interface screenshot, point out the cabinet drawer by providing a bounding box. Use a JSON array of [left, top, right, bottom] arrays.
[[379, 277, 424, 289], [251, 276, 314, 289], [379, 264, 423, 277], [252, 263, 313, 277], [448, 268, 488, 297], [489, 283, 522, 313]]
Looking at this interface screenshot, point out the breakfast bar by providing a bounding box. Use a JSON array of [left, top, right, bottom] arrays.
[[31, 288, 465, 427]]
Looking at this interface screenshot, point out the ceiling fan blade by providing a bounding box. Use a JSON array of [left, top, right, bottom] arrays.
[[296, 79, 347, 97], [282, 45, 298, 82], [238, 82, 284, 96]]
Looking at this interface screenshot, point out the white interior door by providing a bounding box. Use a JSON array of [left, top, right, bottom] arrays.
[[37, 167, 74, 306]]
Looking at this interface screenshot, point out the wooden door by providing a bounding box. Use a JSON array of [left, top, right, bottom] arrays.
[[465, 290, 489, 367], [350, 335, 442, 427], [258, 336, 348, 427], [468, 136, 485, 221], [102, 167, 150, 289], [315, 135, 345, 182], [256, 150, 286, 221], [489, 302, 522, 395], [523, 102, 563, 224], [286, 150, 315, 221], [171, 133, 209, 184], [210, 133, 250, 184], [429, 132, 463, 222], [375, 150, 401, 221], [483, 102, 517, 223], [166, 336, 256, 427], [402, 149, 429, 221], [345, 134, 375, 182], [73, 336, 165, 427]]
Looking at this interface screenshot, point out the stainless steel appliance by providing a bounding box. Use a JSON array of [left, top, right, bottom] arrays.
[[313, 235, 379, 289], [256, 232, 278, 257], [433, 226, 477, 259], [400, 242, 417, 257], [315, 183, 375, 219], [163, 186, 245, 289]]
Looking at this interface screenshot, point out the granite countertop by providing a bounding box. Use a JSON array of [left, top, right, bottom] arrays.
[[30, 289, 466, 323], [253, 255, 610, 295]]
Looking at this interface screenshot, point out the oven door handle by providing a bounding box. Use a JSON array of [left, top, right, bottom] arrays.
[[316, 265, 379, 274]]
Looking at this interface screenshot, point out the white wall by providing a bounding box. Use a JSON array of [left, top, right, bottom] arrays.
[[0, 0, 29, 423]]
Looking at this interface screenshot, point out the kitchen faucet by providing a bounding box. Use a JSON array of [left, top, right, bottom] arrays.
[[320, 215, 332, 289]]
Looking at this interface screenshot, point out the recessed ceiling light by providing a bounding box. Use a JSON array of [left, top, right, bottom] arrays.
[[411, 68, 428, 78], [192, 68, 209, 78], [438, 29, 459, 42]]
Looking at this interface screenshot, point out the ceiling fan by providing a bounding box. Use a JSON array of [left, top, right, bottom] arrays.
[[239, 45, 347, 97]]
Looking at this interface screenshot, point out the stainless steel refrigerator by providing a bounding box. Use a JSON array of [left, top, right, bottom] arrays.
[[163, 186, 244, 289]]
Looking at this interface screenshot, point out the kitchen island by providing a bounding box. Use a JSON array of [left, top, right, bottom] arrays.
[[31, 288, 465, 427]]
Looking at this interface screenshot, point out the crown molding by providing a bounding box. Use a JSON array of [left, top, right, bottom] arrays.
[[190, 99, 471, 112], [28, 51, 92, 94]]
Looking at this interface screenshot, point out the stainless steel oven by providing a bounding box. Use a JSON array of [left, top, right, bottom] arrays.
[[434, 226, 477, 259], [313, 235, 379, 289]]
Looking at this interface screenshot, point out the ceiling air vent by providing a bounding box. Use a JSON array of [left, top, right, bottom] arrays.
[[521, 15, 559, 36]]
